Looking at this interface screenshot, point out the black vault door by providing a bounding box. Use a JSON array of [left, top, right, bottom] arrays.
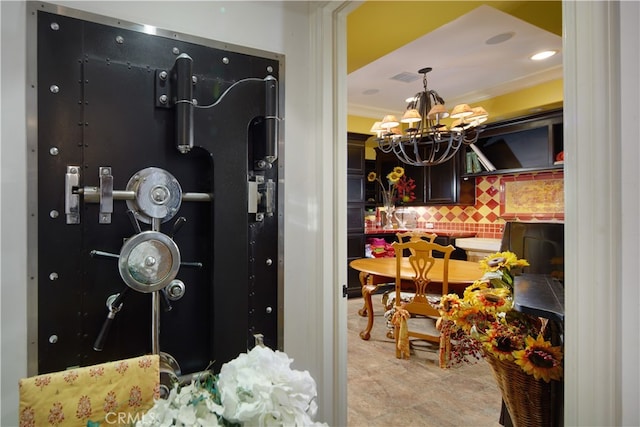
[[36, 9, 281, 376]]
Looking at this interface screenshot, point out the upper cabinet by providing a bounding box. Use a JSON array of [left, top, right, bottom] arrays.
[[347, 132, 369, 231], [426, 152, 475, 205], [347, 132, 368, 175], [463, 109, 563, 176], [374, 148, 474, 206]]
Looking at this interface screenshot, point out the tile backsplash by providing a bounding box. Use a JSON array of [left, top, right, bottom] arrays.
[[409, 170, 564, 239]]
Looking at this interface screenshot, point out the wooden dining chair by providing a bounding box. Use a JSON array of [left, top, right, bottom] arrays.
[[390, 239, 455, 368], [395, 230, 438, 258], [381, 231, 439, 334], [395, 230, 437, 244]]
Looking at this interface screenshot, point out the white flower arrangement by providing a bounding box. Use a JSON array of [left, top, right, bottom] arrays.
[[137, 345, 328, 427]]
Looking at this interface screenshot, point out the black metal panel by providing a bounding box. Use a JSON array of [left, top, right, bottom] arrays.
[[500, 221, 564, 278], [36, 10, 281, 375], [192, 78, 279, 371]]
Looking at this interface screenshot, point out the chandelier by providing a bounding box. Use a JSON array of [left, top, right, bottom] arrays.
[[371, 67, 488, 167]]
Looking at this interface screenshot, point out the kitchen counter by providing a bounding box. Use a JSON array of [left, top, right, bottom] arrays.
[[364, 228, 475, 260], [365, 227, 476, 238], [454, 237, 502, 262]]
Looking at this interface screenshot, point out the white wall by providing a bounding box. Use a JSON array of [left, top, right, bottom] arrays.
[[1, 1, 343, 425], [563, 1, 639, 425]]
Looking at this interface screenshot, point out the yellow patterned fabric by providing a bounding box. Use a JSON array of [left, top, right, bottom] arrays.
[[19, 355, 159, 427]]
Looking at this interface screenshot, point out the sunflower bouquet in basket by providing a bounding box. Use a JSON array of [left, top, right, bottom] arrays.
[[438, 252, 563, 382]]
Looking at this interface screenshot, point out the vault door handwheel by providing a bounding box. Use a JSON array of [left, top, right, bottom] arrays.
[[125, 167, 183, 225], [121, 168, 183, 356], [86, 167, 205, 361]]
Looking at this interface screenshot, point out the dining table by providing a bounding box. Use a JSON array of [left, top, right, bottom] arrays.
[[349, 257, 482, 340]]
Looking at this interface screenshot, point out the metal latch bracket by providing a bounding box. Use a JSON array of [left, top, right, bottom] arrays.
[[99, 167, 113, 224], [65, 166, 80, 224]]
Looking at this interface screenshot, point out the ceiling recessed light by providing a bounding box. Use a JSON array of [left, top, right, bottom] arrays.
[[530, 50, 558, 61]]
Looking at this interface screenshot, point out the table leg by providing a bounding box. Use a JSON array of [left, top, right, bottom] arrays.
[[357, 272, 369, 317], [359, 286, 376, 340], [358, 272, 377, 340]]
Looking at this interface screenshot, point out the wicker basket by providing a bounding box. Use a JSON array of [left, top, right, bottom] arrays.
[[486, 353, 556, 427]]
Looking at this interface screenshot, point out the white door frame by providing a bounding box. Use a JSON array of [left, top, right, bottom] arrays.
[[323, 1, 637, 425]]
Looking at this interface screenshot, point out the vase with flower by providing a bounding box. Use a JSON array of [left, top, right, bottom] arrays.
[[367, 167, 409, 230], [392, 175, 417, 228]]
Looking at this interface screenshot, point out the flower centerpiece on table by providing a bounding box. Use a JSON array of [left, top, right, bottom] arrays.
[[136, 345, 328, 427], [439, 251, 563, 381]]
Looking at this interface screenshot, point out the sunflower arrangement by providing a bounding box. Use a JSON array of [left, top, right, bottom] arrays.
[[439, 252, 563, 383], [367, 167, 405, 207]]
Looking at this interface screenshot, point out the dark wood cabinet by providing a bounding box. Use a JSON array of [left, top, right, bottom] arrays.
[[347, 137, 366, 174], [426, 152, 475, 205], [464, 109, 564, 176], [347, 133, 369, 297], [364, 159, 377, 208], [375, 148, 474, 206]]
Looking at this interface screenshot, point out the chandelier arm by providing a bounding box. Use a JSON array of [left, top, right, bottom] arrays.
[[433, 133, 461, 164], [377, 136, 395, 154], [442, 133, 463, 152], [409, 92, 422, 110], [433, 140, 455, 165], [400, 140, 418, 165], [424, 141, 437, 164], [425, 144, 450, 166], [434, 134, 451, 157], [393, 143, 412, 165], [429, 90, 446, 106], [462, 128, 481, 145], [411, 139, 423, 164], [417, 92, 430, 134]]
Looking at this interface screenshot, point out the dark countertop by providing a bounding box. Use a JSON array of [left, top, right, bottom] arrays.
[[364, 227, 477, 238], [513, 274, 564, 323]]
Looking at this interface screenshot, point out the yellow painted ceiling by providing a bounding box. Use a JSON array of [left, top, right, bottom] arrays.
[[347, 1, 562, 74], [346, 1, 563, 135]]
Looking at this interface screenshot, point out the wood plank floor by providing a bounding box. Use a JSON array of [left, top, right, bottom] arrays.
[[347, 296, 503, 427]]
